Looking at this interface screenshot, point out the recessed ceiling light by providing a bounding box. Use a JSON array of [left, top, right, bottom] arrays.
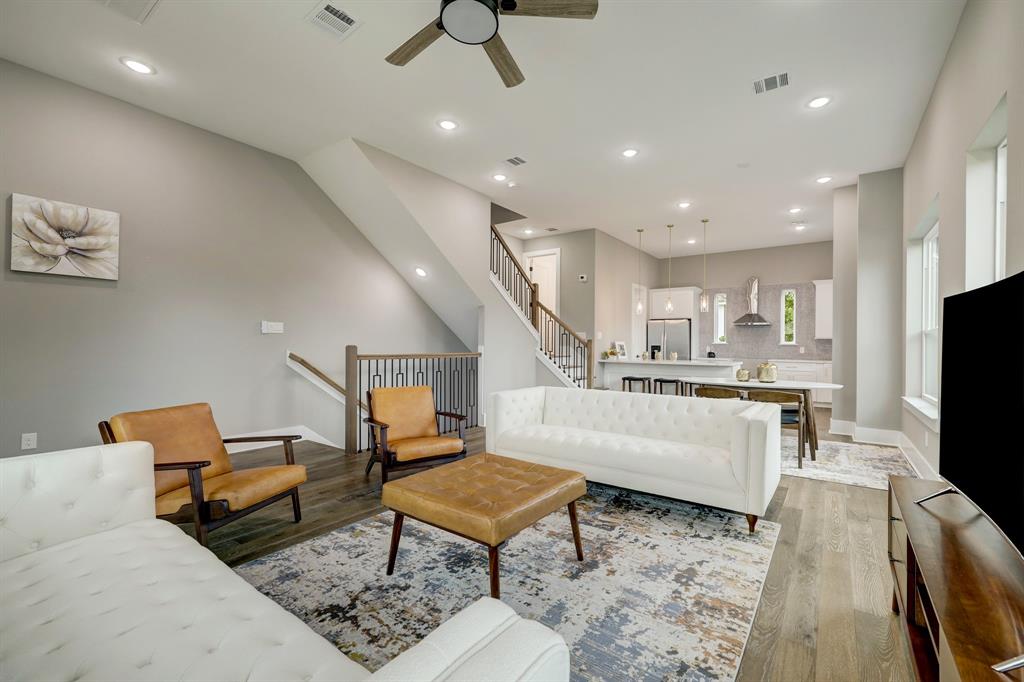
[[816, 176, 833, 184], [794, 224, 807, 231], [119, 57, 155, 75], [414, 267, 428, 277], [507, 181, 517, 188], [677, 202, 691, 209], [621, 148, 638, 158], [437, 119, 458, 130], [789, 207, 802, 214], [807, 96, 830, 109], [492, 174, 507, 182], [687, 239, 697, 245], [523, 227, 534, 235]]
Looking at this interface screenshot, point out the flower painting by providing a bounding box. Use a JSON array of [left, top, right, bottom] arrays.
[[11, 193, 119, 280]]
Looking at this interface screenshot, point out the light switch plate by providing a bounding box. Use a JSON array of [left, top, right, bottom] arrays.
[[261, 321, 284, 334], [21, 432, 37, 450]]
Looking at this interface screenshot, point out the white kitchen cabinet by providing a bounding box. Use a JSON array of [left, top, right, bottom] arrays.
[[649, 287, 699, 320], [813, 279, 833, 340], [773, 360, 833, 405]]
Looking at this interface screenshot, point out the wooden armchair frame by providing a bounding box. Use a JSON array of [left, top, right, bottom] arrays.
[[98, 421, 302, 546], [363, 390, 467, 484]]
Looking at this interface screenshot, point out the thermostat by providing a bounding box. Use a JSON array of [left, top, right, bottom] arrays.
[[577, 274, 589, 283]]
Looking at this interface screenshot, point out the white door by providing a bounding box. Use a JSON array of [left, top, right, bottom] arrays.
[[525, 250, 559, 313]]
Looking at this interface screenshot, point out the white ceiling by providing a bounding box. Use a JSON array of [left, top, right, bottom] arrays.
[[0, 0, 964, 257]]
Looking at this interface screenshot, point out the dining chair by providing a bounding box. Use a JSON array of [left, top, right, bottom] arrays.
[[694, 386, 743, 400], [746, 390, 815, 468]]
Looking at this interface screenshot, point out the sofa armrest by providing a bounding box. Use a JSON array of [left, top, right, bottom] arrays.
[[370, 598, 568, 682], [730, 402, 782, 517], [0, 442, 156, 562], [485, 387, 547, 452]]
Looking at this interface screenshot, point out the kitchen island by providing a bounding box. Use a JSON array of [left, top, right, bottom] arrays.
[[598, 358, 741, 390]]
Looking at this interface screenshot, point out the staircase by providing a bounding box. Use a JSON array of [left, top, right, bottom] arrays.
[[489, 226, 594, 388]]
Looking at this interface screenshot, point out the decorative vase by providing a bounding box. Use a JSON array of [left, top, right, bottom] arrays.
[[670, 351, 679, 361], [736, 368, 751, 382], [756, 362, 778, 383]]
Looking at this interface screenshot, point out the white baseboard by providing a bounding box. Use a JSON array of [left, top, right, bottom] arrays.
[[224, 425, 339, 453], [898, 432, 940, 480], [853, 425, 902, 446], [829, 418, 855, 437]]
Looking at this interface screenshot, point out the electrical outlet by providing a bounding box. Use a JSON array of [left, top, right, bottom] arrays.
[[799, 346, 805, 354], [21, 432, 37, 450], [261, 321, 284, 334]]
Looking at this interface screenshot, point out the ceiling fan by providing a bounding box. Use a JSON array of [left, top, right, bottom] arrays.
[[385, 0, 598, 88]]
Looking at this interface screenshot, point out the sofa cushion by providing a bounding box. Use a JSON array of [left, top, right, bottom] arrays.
[[540, 387, 744, 451], [154, 464, 307, 515], [0, 518, 367, 682], [495, 424, 740, 491]]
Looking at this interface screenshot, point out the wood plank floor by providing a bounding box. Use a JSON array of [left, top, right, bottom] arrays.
[[200, 413, 912, 681]]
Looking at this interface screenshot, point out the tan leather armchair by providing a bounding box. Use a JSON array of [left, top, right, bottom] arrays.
[[364, 385, 467, 484], [98, 403, 306, 546]]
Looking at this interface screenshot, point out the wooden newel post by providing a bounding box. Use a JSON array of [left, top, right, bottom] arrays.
[[585, 338, 594, 389], [531, 283, 540, 330], [345, 344, 358, 454]]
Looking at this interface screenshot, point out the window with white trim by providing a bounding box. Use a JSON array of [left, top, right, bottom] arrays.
[[713, 293, 727, 343], [780, 289, 796, 344], [995, 137, 1008, 280], [922, 223, 940, 404]]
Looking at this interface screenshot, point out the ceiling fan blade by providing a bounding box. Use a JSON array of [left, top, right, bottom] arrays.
[[499, 0, 598, 19], [482, 33, 525, 88], [385, 19, 444, 66]]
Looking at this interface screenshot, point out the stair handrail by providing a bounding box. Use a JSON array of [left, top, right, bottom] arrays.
[[490, 225, 539, 327], [287, 351, 368, 410], [535, 300, 594, 389]]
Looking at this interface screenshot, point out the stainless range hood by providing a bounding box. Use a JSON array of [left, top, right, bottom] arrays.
[[733, 277, 771, 327]]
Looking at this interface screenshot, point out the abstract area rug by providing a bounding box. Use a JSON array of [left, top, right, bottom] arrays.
[[237, 484, 779, 681], [781, 436, 917, 489]]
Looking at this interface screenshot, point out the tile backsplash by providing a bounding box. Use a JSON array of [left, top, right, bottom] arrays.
[[696, 281, 832, 361]]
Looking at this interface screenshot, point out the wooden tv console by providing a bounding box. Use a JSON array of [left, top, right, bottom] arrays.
[[888, 476, 1024, 681]]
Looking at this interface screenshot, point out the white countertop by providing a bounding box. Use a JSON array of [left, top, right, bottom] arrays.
[[598, 358, 741, 367], [677, 376, 843, 390]]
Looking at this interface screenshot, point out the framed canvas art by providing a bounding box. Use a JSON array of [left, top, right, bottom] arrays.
[[11, 193, 119, 280]]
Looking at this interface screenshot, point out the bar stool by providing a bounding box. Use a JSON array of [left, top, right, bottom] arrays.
[[621, 376, 651, 393], [694, 386, 743, 400], [653, 378, 684, 396]]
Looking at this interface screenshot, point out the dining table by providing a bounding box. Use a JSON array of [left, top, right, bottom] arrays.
[[677, 376, 844, 451]]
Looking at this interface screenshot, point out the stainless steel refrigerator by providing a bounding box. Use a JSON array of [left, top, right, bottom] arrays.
[[647, 319, 691, 360]]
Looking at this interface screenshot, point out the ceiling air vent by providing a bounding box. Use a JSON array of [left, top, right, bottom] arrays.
[[307, 2, 362, 42], [753, 72, 789, 95], [506, 156, 527, 166], [95, 0, 161, 24]]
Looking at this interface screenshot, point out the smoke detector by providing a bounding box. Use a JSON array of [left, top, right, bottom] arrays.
[[307, 2, 362, 42], [753, 72, 789, 94]]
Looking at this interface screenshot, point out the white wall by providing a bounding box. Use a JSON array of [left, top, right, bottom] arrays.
[[900, 0, 1024, 471], [0, 61, 465, 455], [594, 230, 660, 353], [656, 241, 833, 289]]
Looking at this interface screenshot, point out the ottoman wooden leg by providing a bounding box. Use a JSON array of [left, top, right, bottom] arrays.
[[488, 545, 501, 599], [568, 501, 584, 561], [387, 513, 404, 575]]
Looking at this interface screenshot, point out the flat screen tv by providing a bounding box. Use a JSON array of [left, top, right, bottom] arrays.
[[938, 270, 1024, 555]]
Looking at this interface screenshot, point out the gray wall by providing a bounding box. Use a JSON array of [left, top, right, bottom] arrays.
[[520, 230, 596, 338], [594, 230, 660, 352], [856, 168, 904, 431], [832, 185, 859, 423], [0, 60, 464, 456], [656, 241, 833, 289], [697, 282, 831, 361]]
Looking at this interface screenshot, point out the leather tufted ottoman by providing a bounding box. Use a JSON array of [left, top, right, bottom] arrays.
[[381, 453, 587, 598]]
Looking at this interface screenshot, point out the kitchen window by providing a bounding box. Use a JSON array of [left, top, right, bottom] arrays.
[[713, 293, 727, 343], [922, 223, 940, 404], [780, 289, 796, 344]]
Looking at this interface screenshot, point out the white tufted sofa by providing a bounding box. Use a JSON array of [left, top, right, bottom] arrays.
[[0, 442, 570, 681], [486, 387, 781, 526]]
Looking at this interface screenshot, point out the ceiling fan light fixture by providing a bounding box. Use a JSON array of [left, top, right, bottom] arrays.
[[440, 0, 499, 45]]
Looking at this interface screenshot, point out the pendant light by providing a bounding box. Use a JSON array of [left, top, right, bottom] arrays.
[[699, 218, 710, 313], [635, 228, 645, 315], [665, 224, 675, 314]]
